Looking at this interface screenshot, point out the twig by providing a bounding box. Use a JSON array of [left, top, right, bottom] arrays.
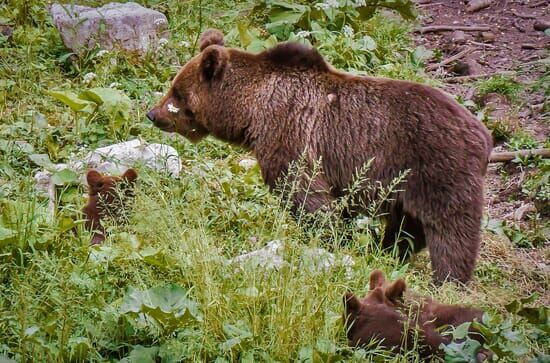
[[511, 10, 537, 19], [418, 25, 491, 33], [489, 148, 550, 163], [426, 47, 474, 71], [469, 41, 497, 48], [528, 0, 548, 8], [443, 71, 516, 83]]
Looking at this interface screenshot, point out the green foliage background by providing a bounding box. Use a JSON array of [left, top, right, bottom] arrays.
[[0, 0, 548, 362]]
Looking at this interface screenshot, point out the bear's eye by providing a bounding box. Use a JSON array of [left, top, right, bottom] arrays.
[[184, 109, 194, 118]]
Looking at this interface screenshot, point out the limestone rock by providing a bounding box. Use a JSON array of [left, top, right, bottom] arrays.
[[49, 2, 168, 55]]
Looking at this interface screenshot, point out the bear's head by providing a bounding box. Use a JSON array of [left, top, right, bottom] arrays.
[[343, 270, 408, 349], [146, 29, 228, 143], [82, 168, 138, 245]]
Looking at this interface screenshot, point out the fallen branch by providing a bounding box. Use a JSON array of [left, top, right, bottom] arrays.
[[443, 71, 516, 83], [511, 10, 536, 19], [426, 47, 474, 71], [489, 148, 550, 163], [469, 41, 497, 48], [418, 25, 492, 33], [528, 0, 548, 8]]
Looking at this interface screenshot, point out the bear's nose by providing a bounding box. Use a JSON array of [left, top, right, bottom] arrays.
[[146, 109, 157, 122]]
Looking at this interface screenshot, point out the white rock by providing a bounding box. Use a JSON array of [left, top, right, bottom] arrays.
[[33, 139, 182, 213], [238, 158, 257, 170], [49, 2, 169, 55], [231, 240, 285, 270]]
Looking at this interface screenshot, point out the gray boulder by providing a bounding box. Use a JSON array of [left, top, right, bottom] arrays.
[[50, 2, 168, 55]]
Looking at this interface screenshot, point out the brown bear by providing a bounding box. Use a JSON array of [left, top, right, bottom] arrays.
[[344, 270, 490, 361], [82, 169, 138, 245], [146, 29, 493, 283]]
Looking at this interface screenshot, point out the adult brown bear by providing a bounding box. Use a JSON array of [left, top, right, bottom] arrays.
[[147, 29, 492, 283]]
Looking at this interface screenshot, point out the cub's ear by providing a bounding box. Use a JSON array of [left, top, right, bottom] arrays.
[[122, 168, 138, 183], [369, 269, 386, 290], [86, 170, 104, 191], [385, 278, 406, 303], [344, 292, 361, 313], [200, 45, 229, 82], [199, 28, 224, 51]]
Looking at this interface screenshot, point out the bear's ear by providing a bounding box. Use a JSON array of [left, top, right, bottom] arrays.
[[385, 278, 406, 303], [200, 45, 229, 83], [122, 168, 138, 183], [369, 270, 386, 290], [199, 28, 224, 51], [86, 170, 104, 191], [344, 292, 361, 313]]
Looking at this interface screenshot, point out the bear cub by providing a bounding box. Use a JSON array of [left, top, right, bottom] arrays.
[[82, 169, 138, 245], [344, 270, 490, 361]]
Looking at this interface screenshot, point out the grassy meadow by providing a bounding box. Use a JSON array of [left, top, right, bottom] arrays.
[[0, 0, 548, 362]]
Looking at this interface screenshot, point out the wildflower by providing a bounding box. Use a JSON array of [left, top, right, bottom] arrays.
[[238, 158, 257, 170], [354, 0, 366, 7], [296, 30, 311, 38], [167, 103, 180, 114], [158, 38, 169, 47], [96, 49, 108, 57], [83, 72, 96, 84], [109, 82, 121, 88], [314, 0, 340, 10], [356, 216, 370, 229], [154, 18, 167, 26], [153, 91, 163, 98], [343, 25, 354, 37], [179, 40, 190, 48]]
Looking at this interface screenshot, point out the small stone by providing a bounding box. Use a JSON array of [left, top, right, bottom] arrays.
[[49, 2, 169, 55], [0, 25, 13, 40], [452, 58, 483, 76], [533, 20, 550, 32], [521, 43, 538, 49], [450, 30, 467, 44], [479, 31, 496, 42], [466, 0, 492, 13]]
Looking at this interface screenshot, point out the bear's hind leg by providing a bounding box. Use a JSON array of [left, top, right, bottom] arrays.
[[424, 214, 481, 284]]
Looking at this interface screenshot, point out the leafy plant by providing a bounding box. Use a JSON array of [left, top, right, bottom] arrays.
[[47, 87, 132, 138]]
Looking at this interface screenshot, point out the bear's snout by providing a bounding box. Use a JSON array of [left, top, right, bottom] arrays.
[[146, 109, 158, 123]]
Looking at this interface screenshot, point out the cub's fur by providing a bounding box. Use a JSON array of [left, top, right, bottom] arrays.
[[147, 29, 493, 283], [82, 169, 137, 245], [344, 270, 490, 361]]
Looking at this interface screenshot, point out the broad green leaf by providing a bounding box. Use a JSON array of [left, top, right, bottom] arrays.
[[69, 337, 91, 361], [451, 322, 472, 340], [120, 284, 201, 333], [0, 356, 17, 363], [24, 326, 39, 337], [235, 286, 259, 298], [140, 247, 177, 269], [86, 87, 132, 123], [47, 90, 91, 111], [120, 345, 159, 363], [51, 168, 78, 185], [28, 153, 54, 169], [442, 338, 481, 363], [78, 89, 104, 105], [237, 21, 254, 48]]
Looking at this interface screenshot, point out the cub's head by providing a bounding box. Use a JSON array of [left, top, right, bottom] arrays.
[[83, 168, 138, 244], [343, 270, 408, 348], [147, 28, 228, 143]]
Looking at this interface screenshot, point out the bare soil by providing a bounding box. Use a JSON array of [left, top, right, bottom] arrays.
[[413, 0, 549, 298]]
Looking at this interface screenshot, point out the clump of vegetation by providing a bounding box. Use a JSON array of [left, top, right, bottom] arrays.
[[477, 75, 523, 101], [0, 0, 548, 362]]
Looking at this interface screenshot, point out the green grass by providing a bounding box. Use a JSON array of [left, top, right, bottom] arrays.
[[0, 0, 548, 362]]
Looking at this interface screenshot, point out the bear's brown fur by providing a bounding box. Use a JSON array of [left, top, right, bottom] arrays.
[[344, 270, 490, 361], [82, 169, 137, 245], [147, 29, 493, 283]]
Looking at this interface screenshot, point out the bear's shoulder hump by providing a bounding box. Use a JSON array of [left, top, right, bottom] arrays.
[[262, 42, 329, 72]]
